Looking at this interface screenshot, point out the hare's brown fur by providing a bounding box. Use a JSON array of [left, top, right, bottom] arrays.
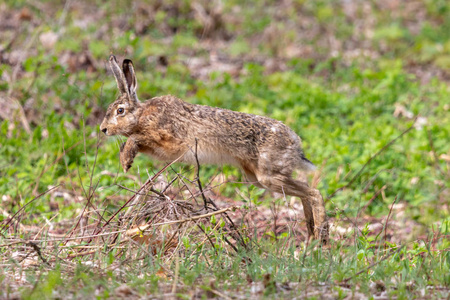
[[100, 55, 329, 243]]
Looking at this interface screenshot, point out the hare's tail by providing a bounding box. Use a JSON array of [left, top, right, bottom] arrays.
[[299, 156, 317, 172]]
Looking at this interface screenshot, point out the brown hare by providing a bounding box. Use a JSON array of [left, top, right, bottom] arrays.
[[100, 55, 329, 243]]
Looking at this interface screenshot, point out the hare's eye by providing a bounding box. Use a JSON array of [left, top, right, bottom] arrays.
[[117, 108, 124, 114]]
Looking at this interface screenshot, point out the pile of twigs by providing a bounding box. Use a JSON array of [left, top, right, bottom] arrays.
[[0, 157, 248, 281]]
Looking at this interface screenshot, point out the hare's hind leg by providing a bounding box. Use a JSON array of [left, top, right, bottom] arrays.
[[282, 178, 328, 243], [257, 174, 328, 243], [304, 186, 329, 243], [241, 167, 265, 189]]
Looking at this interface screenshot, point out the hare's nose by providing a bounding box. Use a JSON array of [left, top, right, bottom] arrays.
[[101, 128, 107, 134]]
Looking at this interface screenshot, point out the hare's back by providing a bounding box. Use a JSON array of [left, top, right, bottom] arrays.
[[186, 102, 308, 165], [145, 96, 311, 170]]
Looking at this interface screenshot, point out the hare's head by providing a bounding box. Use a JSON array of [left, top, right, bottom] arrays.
[[100, 55, 140, 136]]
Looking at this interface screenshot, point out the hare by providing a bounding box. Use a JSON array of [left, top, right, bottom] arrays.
[[100, 55, 329, 243]]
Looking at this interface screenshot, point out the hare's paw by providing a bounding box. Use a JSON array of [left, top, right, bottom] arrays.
[[119, 149, 133, 173], [119, 141, 138, 173], [120, 154, 134, 173]]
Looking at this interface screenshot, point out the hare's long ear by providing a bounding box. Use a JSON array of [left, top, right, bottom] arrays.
[[122, 59, 138, 103], [109, 55, 128, 95], [122, 59, 139, 101]]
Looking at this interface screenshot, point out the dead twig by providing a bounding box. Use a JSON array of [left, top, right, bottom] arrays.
[[0, 185, 62, 235], [326, 123, 416, 241], [357, 185, 387, 219], [27, 241, 50, 267], [116, 184, 155, 196], [100, 154, 183, 232], [126, 206, 239, 235], [171, 253, 180, 294], [192, 138, 248, 251], [194, 138, 209, 210], [342, 245, 405, 282], [384, 195, 398, 247], [328, 122, 416, 200]]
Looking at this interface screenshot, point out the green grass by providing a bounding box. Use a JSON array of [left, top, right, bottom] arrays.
[[6, 234, 450, 298], [0, 0, 449, 298]]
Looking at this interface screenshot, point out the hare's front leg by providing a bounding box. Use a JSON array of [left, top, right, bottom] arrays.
[[120, 139, 139, 173]]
